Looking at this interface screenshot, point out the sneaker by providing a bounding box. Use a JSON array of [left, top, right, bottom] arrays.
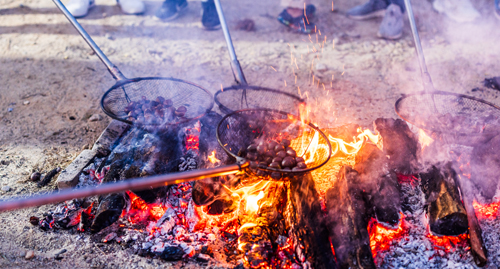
[[66, 0, 95, 18], [378, 4, 403, 40], [347, 0, 388, 20], [201, 0, 221, 31], [277, 5, 316, 26], [433, 0, 480, 22], [118, 0, 145, 14], [495, 0, 500, 20], [155, 0, 188, 21]]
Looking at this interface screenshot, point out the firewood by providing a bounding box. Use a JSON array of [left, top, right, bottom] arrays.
[[354, 143, 401, 227], [286, 173, 338, 269], [419, 163, 468, 236], [374, 118, 418, 174], [91, 193, 125, 233], [326, 166, 375, 269]]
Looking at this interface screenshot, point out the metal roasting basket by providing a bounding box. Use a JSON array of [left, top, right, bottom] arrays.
[[0, 108, 331, 212], [213, 0, 306, 116], [52, 0, 213, 128], [396, 0, 500, 147]]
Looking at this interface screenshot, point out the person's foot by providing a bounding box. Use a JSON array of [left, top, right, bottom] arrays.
[[201, 0, 220, 30], [433, 0, 480, 22], [155, 0, 188, 21], [66, 0, 95, 18], [495, 0, 500, 20], [347, 0, 388, 20], [118, 0, 145, 14], [378, 4, 403, 40], [277, 5, 316, 34]]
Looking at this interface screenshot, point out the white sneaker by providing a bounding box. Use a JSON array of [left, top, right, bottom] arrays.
[[118, 0, 145, 14], [433, 0, 480, 22], [66, 0, 94, 18]]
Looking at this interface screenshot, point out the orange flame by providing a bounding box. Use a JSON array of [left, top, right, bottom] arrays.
[[208, 150, 220, 164], [418, 129, 433, 151]]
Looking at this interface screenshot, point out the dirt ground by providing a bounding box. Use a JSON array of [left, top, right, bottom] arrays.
[[0, 0, 499, 267]]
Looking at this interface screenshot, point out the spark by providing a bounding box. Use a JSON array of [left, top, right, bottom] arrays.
[[298, 86, 301, 97], [304, 3, 309, 24], [221, 84, 223, 92], [319, 29, 321, 36], [322, 83, 326, 91], [332, 1, 334, 11], [284, 80, 287, 87], [270, 66, 277, 72], [333, 39, 335, 49]]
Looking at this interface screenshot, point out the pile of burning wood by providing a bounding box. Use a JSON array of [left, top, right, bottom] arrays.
[[28, 112, 500, 268]]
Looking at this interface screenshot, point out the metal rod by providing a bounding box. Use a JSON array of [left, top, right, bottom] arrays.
[[52, 0, 127, 81], [213, 0, 248, 85], [404, 0, 435, 92], [0, 162, 248, 212]]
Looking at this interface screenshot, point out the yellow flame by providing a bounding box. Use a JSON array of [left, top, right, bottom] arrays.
[[328, 128, 381, 156], [245, 190, 264, 214], [418, 129, 433, 151], [207, 150, 220, 164]]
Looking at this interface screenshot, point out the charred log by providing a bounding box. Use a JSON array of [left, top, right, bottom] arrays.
[[471, 134, 500, 200], [354, 143, 401, 227], [374, 118, 418, 174], [326, 166, 375, 269], [286, 173, 338, 269], [37, 167, 61, 187], [91, 193, 125, 233], [419, 163, 468, 236]]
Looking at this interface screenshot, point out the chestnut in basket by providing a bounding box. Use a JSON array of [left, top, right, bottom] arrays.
[[124, 96, 187, 125]]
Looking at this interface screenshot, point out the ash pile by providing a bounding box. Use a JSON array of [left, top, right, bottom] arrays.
[[28, 115, 500, 269]]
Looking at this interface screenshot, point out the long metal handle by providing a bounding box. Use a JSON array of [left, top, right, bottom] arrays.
[[0, 162, 248, 212], [404, 0, 435, 92], [52, 0, 127, 81], [213, 0, 247, 85]]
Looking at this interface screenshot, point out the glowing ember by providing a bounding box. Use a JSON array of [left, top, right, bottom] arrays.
[[368, 213, 405, 254], [473, 200, 500, 220], [124, 191, 167, 224], [208, 150, 220, 164], [427, 233, 468, 251], [185, 121, 201, 152]]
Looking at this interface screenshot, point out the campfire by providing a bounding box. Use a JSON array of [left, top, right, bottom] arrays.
[[27, 104, 500, 268]]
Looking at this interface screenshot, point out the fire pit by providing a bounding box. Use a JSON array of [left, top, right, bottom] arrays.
[[24, 105, 500, 268]]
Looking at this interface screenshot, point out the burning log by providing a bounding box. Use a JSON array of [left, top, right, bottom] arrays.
[[471, 134, 500, 201], [326, 166, 375, 269], [354, 143, 401, 227], [374, 118, 418, 175], [419, 163, 468, 236], [286, 173, 338, 269], [91, 193, 125, 233]]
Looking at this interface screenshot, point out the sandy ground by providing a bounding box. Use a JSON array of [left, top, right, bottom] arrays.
[[0, 0, 500, 267]]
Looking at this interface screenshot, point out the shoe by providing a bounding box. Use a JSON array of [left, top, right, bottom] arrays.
[[118, 0, 145, 14], [201, 0, 221, 30], [155, 0, 188, 21], [433, 0, 480, 22], [378, 4, 403, 40], [277, 4, 315, 26], [66, 0, 94, 18], [495, 0, 500, 20], [347, 0, 388, 20]]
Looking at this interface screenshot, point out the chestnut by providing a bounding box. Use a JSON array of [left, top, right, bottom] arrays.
[[250, 161, 258, 169], [263, 156, 273, 164], [282, 156, 296, 168], [164, 99, 173, 107], [247, 144, 257, 152], [269, 162, 281, 169], [286, 148, 297, 157], [272, 157, 283, 164], [30, 172, 41, 182], [295, 157, 305, 163], [296, 162, 307, 169], [270, 172, 282, 180], [265, 150, 276, 157], [274, 144, 285, 152], [156, 96, 165, 104], [268, 141, 278, 150], [246, 152, 258, 161], [257, 145, 267, 155], [276, 151, 287, 159], [281, 139, 291, 148], [175, 106, 187, 117]]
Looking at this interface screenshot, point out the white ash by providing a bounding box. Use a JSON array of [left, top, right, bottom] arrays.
[[77, 157, 107, 188], [179, 155, 197, 171]]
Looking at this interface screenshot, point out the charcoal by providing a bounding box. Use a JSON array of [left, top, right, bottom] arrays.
[[374, 118, 418, 174], [192, 178, 221, 206], [91, 193, 125, 233], [29, 216, 39, 226], [159, 246, 184, 261], [37, 167, 61, 187], [471, 134, 500, 200], [326, 166, 375, 269], [354, 143, 401, 227], [484, 76, 500, 90], [419, 163, 468, 236], [78, 207, 94, 232], [286, 173, 338, 269]]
